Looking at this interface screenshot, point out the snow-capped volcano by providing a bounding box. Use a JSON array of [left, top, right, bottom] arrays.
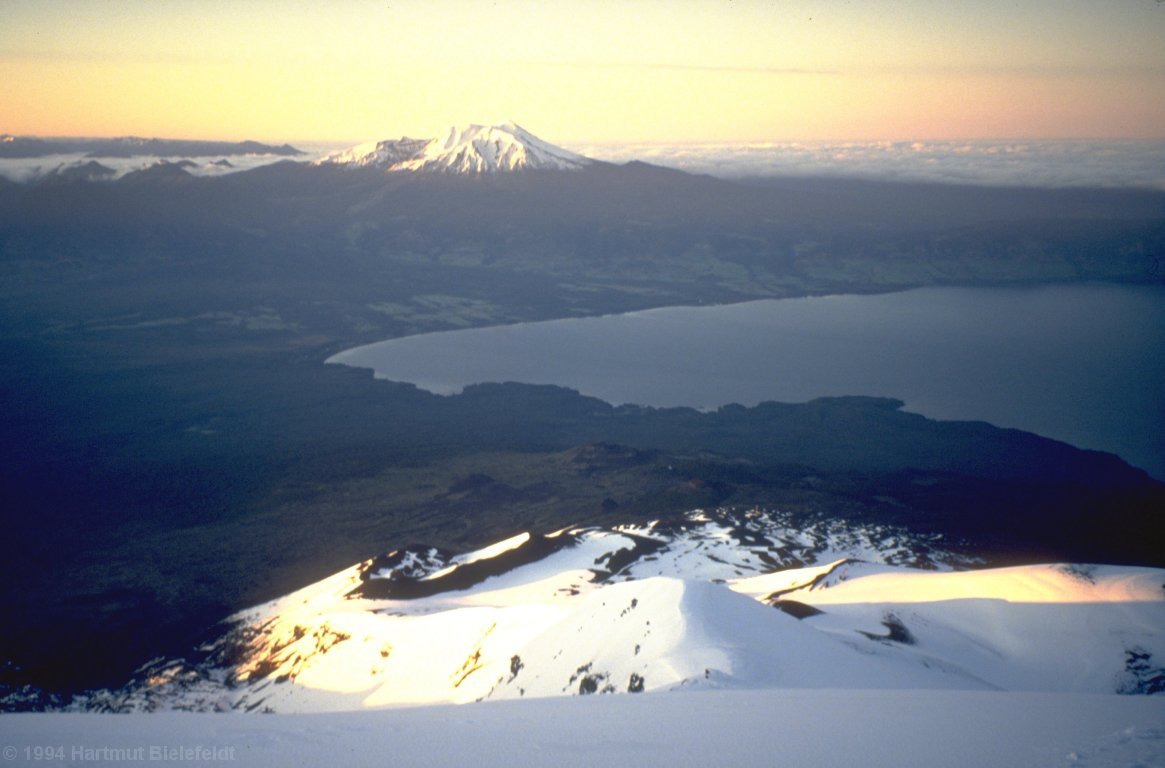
[[63, 508, 1165, 713], [316, 122, 592, 173]]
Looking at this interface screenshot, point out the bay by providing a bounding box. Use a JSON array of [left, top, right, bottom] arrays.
[[329, 284, 1165, 479]]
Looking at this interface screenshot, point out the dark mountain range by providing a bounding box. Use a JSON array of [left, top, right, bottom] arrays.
[[0, 135, 303, 159], [35, 160, 117, 184], [0, 144, 1162, 704], [5, 159, 1162, 334]]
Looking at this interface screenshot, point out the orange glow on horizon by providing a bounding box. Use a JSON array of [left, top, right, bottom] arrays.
[[2, 1, 1163, 144]]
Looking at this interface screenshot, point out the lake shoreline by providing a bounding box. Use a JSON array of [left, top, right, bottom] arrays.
[[331, 284, 1165, 480]]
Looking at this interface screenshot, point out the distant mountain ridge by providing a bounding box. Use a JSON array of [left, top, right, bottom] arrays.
[[0, 135, 303, 159], [317, 122, 593, 173]]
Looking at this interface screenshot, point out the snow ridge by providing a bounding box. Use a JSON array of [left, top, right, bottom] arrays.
[[317, 137, 430, 169], [316, 122, 592, 174]]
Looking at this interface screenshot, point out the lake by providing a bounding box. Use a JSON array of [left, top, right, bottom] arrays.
[[329, 284, 1165, 480]]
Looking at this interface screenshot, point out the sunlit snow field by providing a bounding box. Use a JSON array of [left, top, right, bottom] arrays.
[[12, 511, 1159, 766]]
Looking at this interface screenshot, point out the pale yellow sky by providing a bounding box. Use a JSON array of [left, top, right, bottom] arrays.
[[2, 0, 1164, 143]]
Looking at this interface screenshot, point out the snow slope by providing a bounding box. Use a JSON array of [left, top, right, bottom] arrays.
[[76, 509, 1164, 714], [314, 136, 430, 169], [4, 689, 1164, 768], [316, 122, 592, 173]]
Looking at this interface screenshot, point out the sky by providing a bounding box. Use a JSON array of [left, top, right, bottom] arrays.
[[2, 0, 1164, 144]]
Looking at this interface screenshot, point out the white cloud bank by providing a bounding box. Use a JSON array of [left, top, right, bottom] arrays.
[[574, 139, 1165, 189]]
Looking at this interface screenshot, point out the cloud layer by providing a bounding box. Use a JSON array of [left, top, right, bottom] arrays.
[[575, 139, 1165, 189]]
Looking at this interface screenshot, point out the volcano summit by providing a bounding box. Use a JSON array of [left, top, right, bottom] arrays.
[[316, 122, 594, 174]]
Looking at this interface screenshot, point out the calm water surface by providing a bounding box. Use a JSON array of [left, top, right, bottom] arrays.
[[330, 285, 1165, 479]]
